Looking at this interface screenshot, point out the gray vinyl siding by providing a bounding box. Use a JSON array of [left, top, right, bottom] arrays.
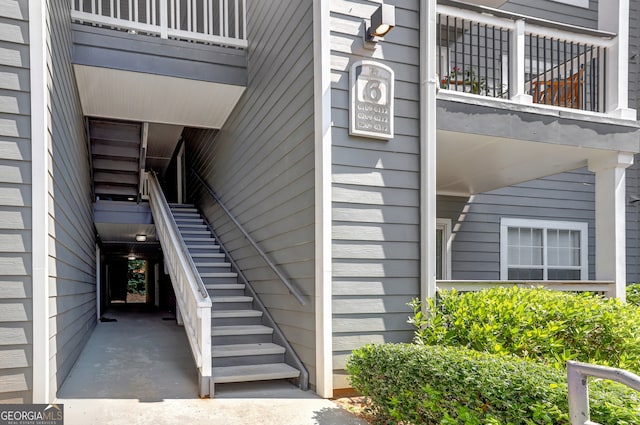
[[46, 0, 96, 399], [442, 168, 596, 281], [0, 0, 32, 403], [626, 157, 640, 283], [330, 1, 421, 389], [501, 0, 598, 29], [630, 0, 640, 111], [185, 0, 316, 388]]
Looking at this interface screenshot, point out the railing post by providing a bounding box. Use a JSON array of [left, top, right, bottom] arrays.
[[509, 19, 532, 104], [567, 363, 592, 425], [598, 0, 635, 118], [159, 0, 168, 38]]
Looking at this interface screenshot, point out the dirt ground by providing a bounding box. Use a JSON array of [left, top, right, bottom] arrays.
[[332, 394, 373, 423]]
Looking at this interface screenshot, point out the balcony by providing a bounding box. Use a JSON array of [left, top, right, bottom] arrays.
[[437, 1, 619, 115], [70, 0, 248, 128], [72, 0, 247, 47], [435, 1, 640, 197]]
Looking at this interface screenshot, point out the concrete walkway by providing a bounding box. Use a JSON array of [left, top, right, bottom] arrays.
[[56, 306, 367, 425]]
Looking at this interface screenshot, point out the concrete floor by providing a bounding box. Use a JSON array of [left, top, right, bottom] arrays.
[[56, 306, 367, 425]]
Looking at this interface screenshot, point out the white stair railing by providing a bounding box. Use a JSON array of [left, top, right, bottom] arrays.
[[147, 171, 213, 397], [567, 361, 640, 425]]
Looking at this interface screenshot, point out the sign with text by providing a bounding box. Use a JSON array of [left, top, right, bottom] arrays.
[[0, 404, 63, 425], [350, 60, 394, 140]]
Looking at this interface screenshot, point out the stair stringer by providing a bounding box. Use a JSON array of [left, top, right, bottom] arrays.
[[199, 213, 310, 391]]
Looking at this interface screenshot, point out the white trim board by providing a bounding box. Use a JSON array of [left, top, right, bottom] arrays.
[[30, 0, 50, 403], [313, 0, 333, 398]]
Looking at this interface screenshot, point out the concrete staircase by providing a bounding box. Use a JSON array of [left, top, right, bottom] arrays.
[[169, 204, 301, 386]]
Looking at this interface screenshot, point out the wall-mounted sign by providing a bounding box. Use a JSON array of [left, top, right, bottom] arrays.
[[350, 60, 394, 140]]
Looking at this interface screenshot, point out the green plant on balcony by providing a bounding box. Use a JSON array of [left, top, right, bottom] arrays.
[[441, 66, 486, 94]]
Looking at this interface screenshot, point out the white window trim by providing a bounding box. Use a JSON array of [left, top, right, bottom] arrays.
[[550, 0, 589, 9], [500, 218, 588, 280], [437, 218, 452, 280]]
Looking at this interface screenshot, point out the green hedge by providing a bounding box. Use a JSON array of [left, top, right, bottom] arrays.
[[409, 287, 640, 372], [347, 343, 640, 425], [628, 283, 640, 307]]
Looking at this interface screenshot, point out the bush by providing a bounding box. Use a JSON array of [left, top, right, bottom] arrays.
[[409, 287, 640, 372], [347, 343, 640, 425], [628, 283, 640, 307]]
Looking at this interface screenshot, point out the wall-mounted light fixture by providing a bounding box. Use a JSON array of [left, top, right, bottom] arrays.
[[364, 4, 395, 47], [135, 234, 147, 242], [128, 255, 136, 261]]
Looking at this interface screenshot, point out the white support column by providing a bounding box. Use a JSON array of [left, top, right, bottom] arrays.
[[509, 20, 532, 104], [599, 0, 636, 119], [313, 0, 333, 398], [588, 152, 634, 301], [421, 0, 437, 301]]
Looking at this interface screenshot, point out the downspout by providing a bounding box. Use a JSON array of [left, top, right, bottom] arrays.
[[421, 0, 438, 301]]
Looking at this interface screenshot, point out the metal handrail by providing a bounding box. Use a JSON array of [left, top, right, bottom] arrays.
[[567, 361, 640, 425], [198, 212, 309, 390], [190, 170, 307, 306]]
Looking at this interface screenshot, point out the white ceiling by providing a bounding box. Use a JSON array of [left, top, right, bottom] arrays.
[[437, 130, 613, 195], [74, 65, 245, 129]]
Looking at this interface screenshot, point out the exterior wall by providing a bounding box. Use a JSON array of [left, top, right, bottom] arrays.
[[46, 0, 96, 398], [441, 168, 597, 281], [330, 0, 421, 389], [629, 0, 640, 110], [0, 0, 33, 403], [185, 0, 317, 388], [501, 0, 598, 29], [626, 158, 640, 283]]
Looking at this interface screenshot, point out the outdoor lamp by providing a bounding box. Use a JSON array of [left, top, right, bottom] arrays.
[[135, 234, 147, 242], [367, 4, 395, 40]]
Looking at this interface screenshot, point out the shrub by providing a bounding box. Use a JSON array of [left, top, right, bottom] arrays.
[[347, 343, 640, 425], [628, 283, 640, 307], [409, 287, 640, 372]]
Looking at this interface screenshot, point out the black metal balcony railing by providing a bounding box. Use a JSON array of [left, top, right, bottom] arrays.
[[437, 6, 610, 113], [438, 14, 510, 98]]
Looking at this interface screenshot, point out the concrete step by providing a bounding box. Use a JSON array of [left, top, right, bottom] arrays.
[[206, 283, 245, 296], [191, 252, 225, 259], [211, 325, 273, 336], [180, 230, 211, 236], [196, 262, 231, 268], [211, 325, 273, 345], [183, 237, 216, 243], [212, 309, 263, 326], [212, 343, 286, 367], [212, 363, 300, 384], [202, 272, 238, 279]]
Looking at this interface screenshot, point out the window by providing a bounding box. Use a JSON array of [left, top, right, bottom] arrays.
[[500, 218, 588, 280], [436, 219, 452, 280]]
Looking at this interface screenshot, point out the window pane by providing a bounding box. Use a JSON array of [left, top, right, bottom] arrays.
[[571, 231, 580, 248], [532, 228, 543, 246], [548, 268, 581, 280], [572, 248, 580, 266], [548, 229, 558, 247], [508, 227, 519, 245], [508, 268, 543, 280], [508, 246, 519, 265], [548, 247, 559, 266], [558, 230, 571, 248]]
